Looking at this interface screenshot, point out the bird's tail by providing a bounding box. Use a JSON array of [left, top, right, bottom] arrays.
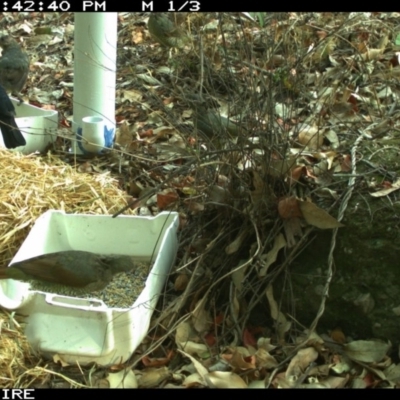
[[0, 118, 25, 148]]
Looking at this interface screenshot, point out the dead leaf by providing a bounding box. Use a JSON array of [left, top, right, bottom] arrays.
[[190, 238, 210, 253], [298, 125, 324, 149], [179, 341, 210, 357], [115, 122, 133, 147], [224, 347, 256, 371], [290, 165, 306, 183], [248, 380, 266, 388], [273, 371, 293, 388], [331, 355, 352, 374], [278, 196, 302, 219], [192, 300, 212, 333], [183, 373, 206, 387], [231, 291, 240, 322], [324, 129, 340, 148], [207, 185, 230, 204], [107, 369, 138, 388], [344, 340, 391, 363], [299, 200, 344, 229], [137, 367, 171, 388], [283, 217, 303, 247], [175, 321, 196, 345], [285, 347, 318, 381], [157, 189, 179, 210], [204, 371, 247, 388], [178, 349, 209, 381], [174, 274, 189, 291], [121, 89, 143, 103], [255, 348, 278, 369], [370, 178, 400, 197], [302, 375, 348, 388], [52, 354, 70, 367], [361, 48, 384, 61], [231, 261, 248, 292], [330, 327, 346, 344], [265, 284, 291, 340], [257, 337, 277, 352], [154, 126, 176, 139], [142, 351, 173, 367], [242, 328, 257, 347], [225, 229, 247, 254], [259, 233, 286, 277], [385, 364, 400, 384], [204, 332, 216, 346], [185, 200, 204, 213]]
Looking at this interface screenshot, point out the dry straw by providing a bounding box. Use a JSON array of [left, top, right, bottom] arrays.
[[0, 149, 134, 267]]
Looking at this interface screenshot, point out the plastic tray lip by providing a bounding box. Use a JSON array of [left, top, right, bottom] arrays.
[[10, 96, 59, 115]]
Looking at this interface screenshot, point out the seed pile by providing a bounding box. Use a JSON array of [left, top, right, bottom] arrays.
[[29, 262, 151, 308]]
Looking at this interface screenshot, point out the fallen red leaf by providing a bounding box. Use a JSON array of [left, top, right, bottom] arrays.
[[214, 313, 224, 326], [242, 328, 257, 347], [204, 332, 216, 346], [141, 350, 174, 367], [278, 196, 302, 219], [157, 191, 179, 210], [340, 154, 352, 172], [139, 129, 154, 138]]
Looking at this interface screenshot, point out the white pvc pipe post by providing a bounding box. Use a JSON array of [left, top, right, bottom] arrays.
[[73, 13, 117, 154]]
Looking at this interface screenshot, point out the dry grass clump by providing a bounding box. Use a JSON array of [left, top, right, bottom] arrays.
[[0, 149, 133, 267]]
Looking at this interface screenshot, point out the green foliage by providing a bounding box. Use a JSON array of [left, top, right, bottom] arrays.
[[249, 12, 267, 27]]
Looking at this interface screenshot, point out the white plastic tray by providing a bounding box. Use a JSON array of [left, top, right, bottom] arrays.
[[0, 210, 179, 366]]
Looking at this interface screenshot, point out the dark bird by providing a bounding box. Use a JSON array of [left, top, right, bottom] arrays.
[[187, 94, 246, 147], [0, 35, 29, 101], [147, 13, 188, 48], [0, 84, 25, 148], [0, 250, 138, 295]]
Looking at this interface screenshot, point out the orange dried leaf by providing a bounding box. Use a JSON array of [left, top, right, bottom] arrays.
[[243, 328, 257, 347], [340, 154, 352, 172], [214, 313, 224, 326], [185, 200, 204, 213], [157, 190, 179, 210], [204, 332, 216, 346], [290, 165, 306, 182], [139, 129, 154, 138], [230, 350, 256, 370], [278, 196, 302, 219], [330, 327, 346, 344], [141, 355, 171, 367], [174, 274, 189, 291]]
